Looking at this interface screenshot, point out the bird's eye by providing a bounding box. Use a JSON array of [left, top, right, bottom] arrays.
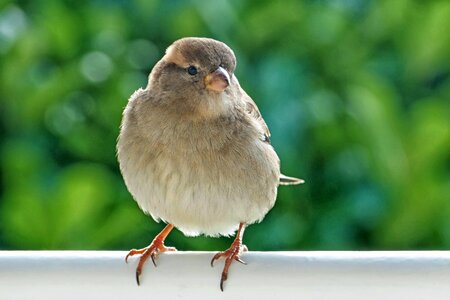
[[187, 66, 198, 75]]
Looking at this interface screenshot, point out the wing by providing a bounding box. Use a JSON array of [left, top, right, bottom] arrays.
[[238, 86, 305, 186], [234, 78, 305, 185], [241, 90, 271, 144]]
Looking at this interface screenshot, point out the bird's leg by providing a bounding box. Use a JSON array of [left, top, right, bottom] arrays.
[[211, 222, 248, 291], [125, 223, 176, 285]]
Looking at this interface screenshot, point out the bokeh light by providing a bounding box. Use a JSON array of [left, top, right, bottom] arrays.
[[0, 0, 449, 251]]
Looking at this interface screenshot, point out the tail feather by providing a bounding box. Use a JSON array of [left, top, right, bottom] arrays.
[[279, 174, 305, 185]]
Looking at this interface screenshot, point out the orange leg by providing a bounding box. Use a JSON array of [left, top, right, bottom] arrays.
[[125, 223, 176, 285], [211, 223, 248, 291]]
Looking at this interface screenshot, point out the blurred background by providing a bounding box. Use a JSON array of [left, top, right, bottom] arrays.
[[0, 0, 449, 251]]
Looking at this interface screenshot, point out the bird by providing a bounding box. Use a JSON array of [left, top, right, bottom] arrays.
[[117, 37, 304, 291]]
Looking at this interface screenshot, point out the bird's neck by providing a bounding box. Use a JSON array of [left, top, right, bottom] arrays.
[[191, 92, 233, 121]]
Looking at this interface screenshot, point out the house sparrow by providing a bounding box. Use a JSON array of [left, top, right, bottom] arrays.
[[117, 37, 303, 291]]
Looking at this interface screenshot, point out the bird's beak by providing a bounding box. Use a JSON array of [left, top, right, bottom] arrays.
[[204, 66, 230, 93]]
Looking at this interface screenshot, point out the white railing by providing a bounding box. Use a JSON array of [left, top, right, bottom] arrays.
[[1, 251, 450, 299]]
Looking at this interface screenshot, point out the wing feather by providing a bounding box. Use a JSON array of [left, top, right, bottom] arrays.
[[241, 89, 271, 144], [236, 82, 304, 186]]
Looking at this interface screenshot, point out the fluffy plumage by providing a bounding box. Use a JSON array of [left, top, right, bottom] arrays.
[[117, 37, 303, 289]]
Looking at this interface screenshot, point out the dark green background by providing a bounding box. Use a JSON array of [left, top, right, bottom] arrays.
[[0, 0, 449, 251]]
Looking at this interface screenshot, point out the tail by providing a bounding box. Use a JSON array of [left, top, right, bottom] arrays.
[[279, 174, 305, 185]]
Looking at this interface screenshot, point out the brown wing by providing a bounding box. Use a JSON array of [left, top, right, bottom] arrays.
[[241, 90, 271, 144], [239, 87, 305, 185]]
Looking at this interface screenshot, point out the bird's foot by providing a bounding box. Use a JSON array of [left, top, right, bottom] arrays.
[[126, 242, 177, 285], [210, 243, 248, 267], [125, 224, 176, 285], [211, 223, 247, 291]]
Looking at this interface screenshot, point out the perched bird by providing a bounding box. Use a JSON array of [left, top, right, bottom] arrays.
[[117, 37, 303, 291]]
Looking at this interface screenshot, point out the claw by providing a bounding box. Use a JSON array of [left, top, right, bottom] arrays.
[[234, 257, 247, 265], [136, 270, 141, 286], [211, 253, 220, 267], [125, 247, 148, 263], [220, 272, 227, 292], [151, 253, 157, 267]]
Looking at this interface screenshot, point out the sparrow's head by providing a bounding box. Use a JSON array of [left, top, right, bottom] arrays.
[[149, 37, 237, 96]]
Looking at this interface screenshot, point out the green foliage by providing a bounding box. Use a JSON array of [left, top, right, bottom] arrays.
[[0, 0, 449, 250]]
